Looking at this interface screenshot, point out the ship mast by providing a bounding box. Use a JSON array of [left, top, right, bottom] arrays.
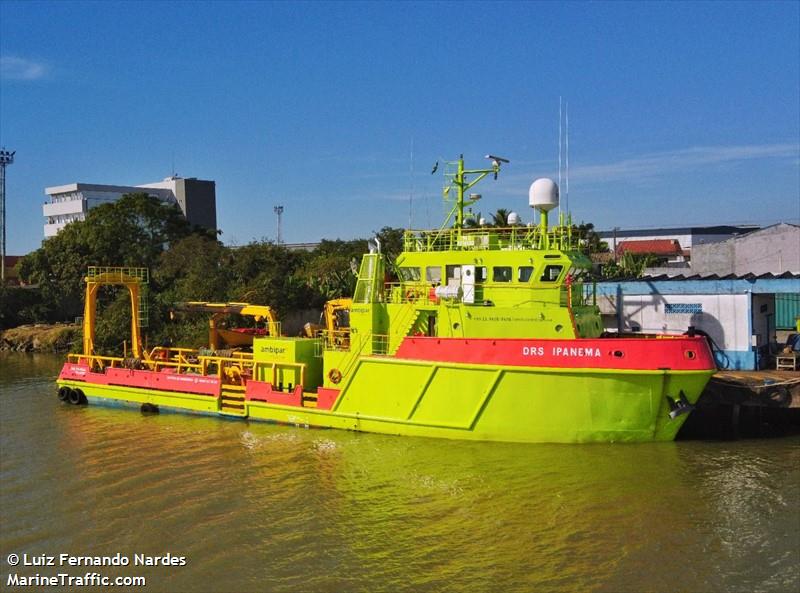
[[445, 154, 508, 239]]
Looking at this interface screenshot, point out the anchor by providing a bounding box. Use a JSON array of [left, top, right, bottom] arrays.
[[666, 390, 695, 419]]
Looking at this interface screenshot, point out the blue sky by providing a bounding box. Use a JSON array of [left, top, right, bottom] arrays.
[[1, 0, 798, 254]]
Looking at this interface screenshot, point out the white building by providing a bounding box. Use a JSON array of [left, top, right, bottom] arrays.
[[42, 176, 217, 238], [597, 275, 800, 370], [596, 225, 759, 253], [690, 223, 800, 276]]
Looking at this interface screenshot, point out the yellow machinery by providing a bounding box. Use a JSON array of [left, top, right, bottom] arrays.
[[304, 298, 351, 348], [172, 302, 280, 350], [82, 267, 148, 359], [323, 298, 352, 336]]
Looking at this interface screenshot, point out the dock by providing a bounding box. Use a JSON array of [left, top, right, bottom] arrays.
[[679, 370, 800, 439]]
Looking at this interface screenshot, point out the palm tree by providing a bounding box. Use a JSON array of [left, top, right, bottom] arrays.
[[463, 211, 483, 229], [491, 208, 510, 227]]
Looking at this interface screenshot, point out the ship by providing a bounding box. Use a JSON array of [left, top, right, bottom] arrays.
[[56, 155, 716, 443]]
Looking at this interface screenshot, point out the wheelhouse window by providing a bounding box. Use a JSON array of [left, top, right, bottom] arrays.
[[476, 266, 487, 282], [445, 265, 462, 283], [493, 266, 512, 282], [398, 267, 421, 281], [426, 266, 442, 283], [518, 266, 534, 282], [540, 265, 563, 282]]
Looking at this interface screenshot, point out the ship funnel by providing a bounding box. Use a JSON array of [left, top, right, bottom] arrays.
[[529, 178, 559, 213]]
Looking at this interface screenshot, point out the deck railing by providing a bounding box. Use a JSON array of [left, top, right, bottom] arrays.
[[403, 225, 579, 253]]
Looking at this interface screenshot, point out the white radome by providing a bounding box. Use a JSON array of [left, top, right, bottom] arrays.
[[529, 178, 560, 212]]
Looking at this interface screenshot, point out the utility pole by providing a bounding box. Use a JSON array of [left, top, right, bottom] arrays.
[[273, 205, 284, 244], [0, 148, 15, 283]]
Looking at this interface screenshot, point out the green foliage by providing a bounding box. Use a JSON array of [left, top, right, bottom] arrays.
[[601, 251, 658, 279], [463, 211, 483, 229], [154, 234, 231, 303], [572, 222, 608, 254], [19, 193, 195, 322], [0, 286, 46, 330], [374, 226, 404, 262], [92, 287, 137, 355], [228, 242, 313, 315], [491, 208, 510, 227], [11, 211, 407, 353]]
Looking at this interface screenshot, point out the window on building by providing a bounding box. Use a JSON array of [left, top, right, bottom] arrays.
[[665, 303, 703, 314], [493, 266, 512, 282]]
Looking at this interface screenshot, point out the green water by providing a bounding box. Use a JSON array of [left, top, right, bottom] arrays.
[[1, 353, 799, 593]]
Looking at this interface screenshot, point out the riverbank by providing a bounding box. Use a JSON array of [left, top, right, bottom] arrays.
[[0, 323, 80, 353]]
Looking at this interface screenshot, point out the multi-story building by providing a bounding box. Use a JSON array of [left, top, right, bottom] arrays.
[[42, 176, 217, 238]]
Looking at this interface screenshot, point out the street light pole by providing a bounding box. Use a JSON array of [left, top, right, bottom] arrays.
[[273, 205, 284, 244], [0, 148, 16, 283]]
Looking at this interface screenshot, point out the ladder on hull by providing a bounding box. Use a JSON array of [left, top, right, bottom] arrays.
[[219, 386, 247, 418]]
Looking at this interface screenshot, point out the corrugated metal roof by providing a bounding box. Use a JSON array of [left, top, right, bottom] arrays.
[[640, 271, 800, 281]]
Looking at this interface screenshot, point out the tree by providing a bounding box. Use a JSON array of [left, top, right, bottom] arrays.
[[491, 209, 510, 227], [19, 193, 196, 324], [374, 226, 405, 262], [572, 222, 608, 254], [155, 234, 231, 304], [227, 242, 312, 315], [601, 251, 657, 279]]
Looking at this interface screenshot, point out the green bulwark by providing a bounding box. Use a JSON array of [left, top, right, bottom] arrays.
[[252, 337, 321, 390]]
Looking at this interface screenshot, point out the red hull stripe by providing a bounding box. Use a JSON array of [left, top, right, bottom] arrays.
[[59, 364, 221, 396], [393, 336, 716, 371]]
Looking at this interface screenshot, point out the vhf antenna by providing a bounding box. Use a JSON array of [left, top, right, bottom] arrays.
[[558, 96, 562, 221], [565, 101, 569, 215]]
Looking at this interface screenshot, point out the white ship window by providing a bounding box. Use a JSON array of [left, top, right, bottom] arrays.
[[540, 265, 563, 282], [493, 266, 512, 282], [518, 266, 533, 282], [476, 266, 487, 282]]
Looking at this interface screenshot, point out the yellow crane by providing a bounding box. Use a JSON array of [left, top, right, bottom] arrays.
[[172, 302, 280, 350]]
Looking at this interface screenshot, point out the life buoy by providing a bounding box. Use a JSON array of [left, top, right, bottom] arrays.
[[328, 368, 342, 384], [406, 290, 419, 303]]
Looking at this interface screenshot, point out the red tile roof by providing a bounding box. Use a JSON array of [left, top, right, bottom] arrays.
[[617, 239, 683, 255]]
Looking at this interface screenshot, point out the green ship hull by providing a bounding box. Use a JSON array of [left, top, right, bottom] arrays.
[[58, 349, 713, 443]]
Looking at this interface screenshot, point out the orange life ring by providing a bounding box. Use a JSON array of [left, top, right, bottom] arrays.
[[328, 368, 342, 384], [406, 289, 419, 302]]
